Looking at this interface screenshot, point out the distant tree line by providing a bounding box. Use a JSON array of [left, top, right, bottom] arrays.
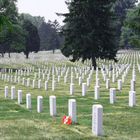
[[0, 0, 139, 64], [120, 3, 140, 48], [0, 0, 64, 58], [21, 14, 64, 53]]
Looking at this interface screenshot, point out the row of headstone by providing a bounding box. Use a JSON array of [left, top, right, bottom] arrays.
[[5, 85, 104, 136], [1, 67, 136, 101], [0, 60, 134, 89]]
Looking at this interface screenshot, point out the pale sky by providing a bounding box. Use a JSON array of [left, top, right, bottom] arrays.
[[17, 0, 68, 25], [17, 0, 140, 25]]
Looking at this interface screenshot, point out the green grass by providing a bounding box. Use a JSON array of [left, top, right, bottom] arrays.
[[0, 54, 140, 139]]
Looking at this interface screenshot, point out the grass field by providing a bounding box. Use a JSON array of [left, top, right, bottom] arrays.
[[0, 51, 140, 140]]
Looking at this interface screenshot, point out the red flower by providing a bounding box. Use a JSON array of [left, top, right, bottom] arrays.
[[62, 116, 72, 125]]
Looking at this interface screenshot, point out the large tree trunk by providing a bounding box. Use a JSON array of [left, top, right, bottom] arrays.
[[25, 52, 29, 59], [1, 52, 4, 58], [52, 49, 55, 54], [91, 54, 97, 70], [8, 52, 11, 58], [0, 45, 4, 58]]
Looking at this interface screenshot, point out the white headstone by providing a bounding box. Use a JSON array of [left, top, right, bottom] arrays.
[[18, 90, 22, 104], [26, 93, 31, 109], [49, 96, 56, 116], [106, 79, 110, 89], [92, 104, 103, 136], [87, 78, 90, 87], [70, 83, 74, 95], [32, 79, 35, 88], [52, 80, 56, 91], [37, 96, 43, 113], [5, 86, 8, 98], [132, 75, 136, 81], [94, 86, 100, 100], [110, 88, 116, 104], [112, 74, 115, 83], [129, 91, 136, 107], [118, 79, 122, 90], [122, 75, 125, 83], [45, 81, 48, 90], [68, 99, 77, 123], [79, 77, 82, 85], [38, 79, 41, 89], [11, 86, 16, 99], [82, 83, 87, 96], [22, 78, 25, 86]]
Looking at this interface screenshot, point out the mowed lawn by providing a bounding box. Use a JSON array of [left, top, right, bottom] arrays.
[[0, 52, 140, 140]]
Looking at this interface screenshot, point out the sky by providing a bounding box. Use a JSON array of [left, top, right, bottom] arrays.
[[17, 0, 140, 25], [17, 0, 68, 25]]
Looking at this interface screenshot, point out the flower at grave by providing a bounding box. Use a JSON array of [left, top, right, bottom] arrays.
[[62, 115, 72, 125]]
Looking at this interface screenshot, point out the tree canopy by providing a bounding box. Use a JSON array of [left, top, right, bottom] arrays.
[[20, 14, 64, 52], [120, 4, 140, 48], [61, 0, 118, 69], [22, 20, 40, 58], [114, 0, 137, 43], [0, 0, 18, 56]]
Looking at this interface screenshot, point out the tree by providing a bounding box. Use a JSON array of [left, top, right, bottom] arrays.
[[22, 20, 40, 58], [20, 14, 64, 52], [61, 0, 118, 69], [113, 0, 137, 46], [38, 20, 63, 52], [120, 26, 134, 48], [0, 0, 18, 26], [20, 13, 45, 29], [47, 20, 62, 53], [0, 0, 18, 57], [7, 23, 26, 56], [121, 4, 140, 48], [38, 22, 53, 50]]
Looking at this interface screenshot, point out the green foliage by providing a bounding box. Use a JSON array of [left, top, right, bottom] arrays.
[[0, 0, 18, 23], [0, 1, 41, 58], [121, 4, 140, 48], [20, 14, 64, 52], [62, 0, 118, 69], [38, 20, 64, 52], [9, 24, 26, 53], [114, 0, 137, 22], [22, 20, 40, 58], [0, 0, 18, 56], [20, 13, 45, 29], [113, 0, 137, 46], [0, 0, 63, 55], [0, 16, 12, 31], [120, 27, 134, 47]]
